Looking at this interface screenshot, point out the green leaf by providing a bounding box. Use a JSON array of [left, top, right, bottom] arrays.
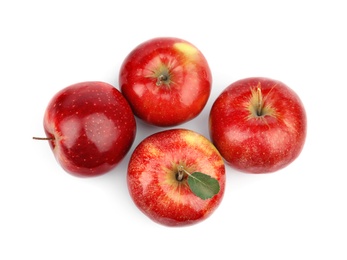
[[187, 172, 220, 200]]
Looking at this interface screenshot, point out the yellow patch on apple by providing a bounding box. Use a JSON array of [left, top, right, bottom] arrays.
[[173, 42, 198, 59], [144, 142, 162, 157], [181, 131, 219, 158]]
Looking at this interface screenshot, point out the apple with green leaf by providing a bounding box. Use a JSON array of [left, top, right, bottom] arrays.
[[127, 129, 225, 227], [119, 37, 212, 127], [34, 81, 137, 177], [209, 77, 307, 173]]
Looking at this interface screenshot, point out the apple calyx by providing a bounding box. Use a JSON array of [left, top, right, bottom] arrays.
[[248, 84, 276, 119], [177, 165, 220, 200]]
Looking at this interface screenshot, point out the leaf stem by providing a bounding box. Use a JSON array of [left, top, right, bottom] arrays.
[[179, 166, 206, 185]]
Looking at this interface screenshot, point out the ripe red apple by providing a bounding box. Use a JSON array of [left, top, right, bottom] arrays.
[[36, 81, 136, 177], [127, 129, 225, 227], [119, 37, 212, 127], [209, 77, 307, 173]]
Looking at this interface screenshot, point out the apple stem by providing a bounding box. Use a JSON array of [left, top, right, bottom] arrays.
[[256, 87, 263, 116], [176, 165, 194, 181], [32, 137, 54, 141], [156, 74, 168, 86], [176, 165, 186, 181]]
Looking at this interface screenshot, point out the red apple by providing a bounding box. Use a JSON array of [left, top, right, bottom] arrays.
[[36, 81, 136, 177], [127, 129, 225, 227], [209, 77, 307, 173], [119, 37, 212, 127]]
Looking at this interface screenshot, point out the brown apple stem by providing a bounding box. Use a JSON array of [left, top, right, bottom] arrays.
[[32, 137, 54, 140], [156, 74, 168, 86], [176, 166, 185, 181], [256, 87, 263, 116]]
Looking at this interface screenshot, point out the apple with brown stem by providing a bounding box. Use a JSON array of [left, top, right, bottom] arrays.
[[34, 81, 136, 177], [209, 77, 307, 173], [127, 129, 225, 227], [119, 37, 212, 127]]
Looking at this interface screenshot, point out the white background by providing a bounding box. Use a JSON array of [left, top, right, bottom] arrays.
[[1, 0, 346, 259]]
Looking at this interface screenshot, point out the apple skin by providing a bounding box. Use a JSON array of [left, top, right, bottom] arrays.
[[209, 77, 307, 173], [43, 81, 136, 177], [119, 37, 212, 127], [127, 129, 225, 227]]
